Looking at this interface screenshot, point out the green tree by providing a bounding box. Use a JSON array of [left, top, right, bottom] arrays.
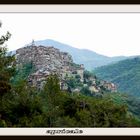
[[83, 70, 94, 79], [3, 80, 43, 127], [67, 78, 76, 89], [0, 22, 15, 97], [43, 74, 61, 127], [80, 86, 92, 96], [11, 62, 35, 85], [0, 21, 16, 126]]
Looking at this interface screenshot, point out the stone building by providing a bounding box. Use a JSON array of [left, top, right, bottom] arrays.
[[15, 45, 117, 93], [16, 45, 85, 89]]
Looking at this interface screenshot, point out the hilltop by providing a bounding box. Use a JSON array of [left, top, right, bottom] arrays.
[[14, 45, 117, 96], [11, 39, 129, 71], [33, 39, 129, 70]]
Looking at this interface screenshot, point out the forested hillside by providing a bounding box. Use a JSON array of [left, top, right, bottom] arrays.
[[94, 57, 140, 97]]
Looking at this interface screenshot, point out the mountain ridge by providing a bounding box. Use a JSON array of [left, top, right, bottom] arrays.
[[10, 39, 130, 70], [29, 39, 131, 70]]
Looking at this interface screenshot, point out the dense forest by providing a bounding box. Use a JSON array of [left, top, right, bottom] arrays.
[[1, 22, 140, 127]]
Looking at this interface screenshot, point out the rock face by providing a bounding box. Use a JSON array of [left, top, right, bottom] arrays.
[[16, 45, 84, 89]]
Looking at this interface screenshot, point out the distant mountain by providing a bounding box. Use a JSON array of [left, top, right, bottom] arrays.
[[25, 39, 128, 71], [94, 57, 140, 97]]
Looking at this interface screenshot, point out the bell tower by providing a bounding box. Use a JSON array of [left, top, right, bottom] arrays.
[[31, 39, 35, 46]]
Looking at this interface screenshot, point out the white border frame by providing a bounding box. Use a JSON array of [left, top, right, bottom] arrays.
[[1, 4, 140, 136], [0, 5, 140, 13]]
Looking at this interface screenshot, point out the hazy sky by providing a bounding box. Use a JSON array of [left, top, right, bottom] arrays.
[[0, 13, 140, 57]]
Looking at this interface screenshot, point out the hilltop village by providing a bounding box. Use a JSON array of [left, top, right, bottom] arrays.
[[15, 45, 117, 95]]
